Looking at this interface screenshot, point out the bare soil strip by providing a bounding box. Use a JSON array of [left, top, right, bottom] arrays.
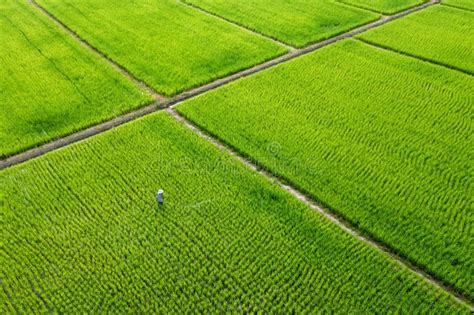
[[2, 0, 439, 169], [1, 0, 440, 169], [177, 0, 296, 51], [29, 0, 166, 102], [166, 108, 473, 309]]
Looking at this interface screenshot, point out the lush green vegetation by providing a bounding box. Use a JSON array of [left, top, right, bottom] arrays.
[[177, 40, 474, 299], [443, 0, 474, 10], [338, 0, 426, 14], [0, 0, 152, 158], [359, 5, 474, 74], [183, 0, 378, 47], [36, 0, 286, 96], [1, 112, 468, 313]]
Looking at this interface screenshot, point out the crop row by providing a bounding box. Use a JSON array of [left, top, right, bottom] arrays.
[[36, 0, 287, 96], [1, 112, 467, 313], [177, 39, 474, 299], [0, 0, 151, 157]]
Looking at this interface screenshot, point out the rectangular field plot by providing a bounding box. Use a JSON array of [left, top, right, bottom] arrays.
[[443, 0, 474, 10], [36, 0, 286, 96], [358, 5, 474, 74], [0, 1, 152, 157], [1, 112, 468, 313], [337, 0, 426, 14], [177, 40, 474, 299], [182, 0, 378, 47]]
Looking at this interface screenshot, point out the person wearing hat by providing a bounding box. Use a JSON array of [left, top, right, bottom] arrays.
[[156, 189, 164, 206]]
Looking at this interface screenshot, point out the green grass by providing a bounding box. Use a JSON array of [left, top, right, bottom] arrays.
[[337, 0, 426, 14], [443, 0, 474, 11], [358, 5, 474, 74], [36, 0, 287, 96], [182, 0, 378, 47], [0, 0, 152, 158], [177, 39, 474, 299], [1, 112, 469, 313]]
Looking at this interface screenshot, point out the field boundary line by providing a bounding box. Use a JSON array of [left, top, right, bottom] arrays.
[[177, 0, 296, 51], [356, 38, 473, 76], [335, 0, 387, 14], [336, 0, 431, 15], [440, 2, 474, 12], [166, 108, 473, 309], [29, 0, 166, 102], [1, 0, 440, 170]]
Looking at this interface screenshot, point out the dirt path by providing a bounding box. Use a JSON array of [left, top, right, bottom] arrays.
[[166, 108, 473, 309]]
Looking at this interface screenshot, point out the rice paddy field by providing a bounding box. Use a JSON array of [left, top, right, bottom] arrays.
[[182, 0, 378, 47], [1, 112, 469, 313], [35, 0, 287, 96], [1, 0, 473, 313], [443, 0, 474, 10], [0, 0, 152, 157], [177, 40, 474, 299], [359, 5, 474, 74], [338, 0, 427, 14]]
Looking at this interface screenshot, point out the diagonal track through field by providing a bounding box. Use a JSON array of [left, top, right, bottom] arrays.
[[3, 0, 473, 309], [2, 0, 440, 169]]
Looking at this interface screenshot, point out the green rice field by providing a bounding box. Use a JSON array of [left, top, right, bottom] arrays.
[[182, 0, 378, 47], [0, 0, 152, 157], [0, 112, 469, 313], [359, 5, 474, 74], [177, 39, 474, 299], [338, 0, 427, 14], [36, 0, 287, 96], [443, 0, 474, 10], [1, 0, 472, 312]]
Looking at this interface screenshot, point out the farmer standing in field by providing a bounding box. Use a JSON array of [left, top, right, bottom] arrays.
[[156, 189, 164, 206]]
